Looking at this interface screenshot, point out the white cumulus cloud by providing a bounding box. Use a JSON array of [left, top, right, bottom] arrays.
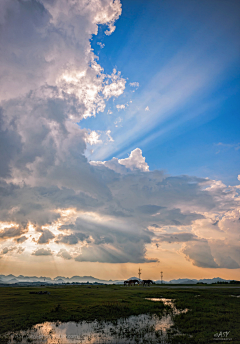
[[118, 148, 149, 172], [129, 82, 139, 87]]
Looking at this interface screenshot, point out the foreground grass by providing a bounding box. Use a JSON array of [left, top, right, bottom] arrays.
[[0, 285, 166, 334], [161, 287, 240, 343], [0, 284, 239, 343]]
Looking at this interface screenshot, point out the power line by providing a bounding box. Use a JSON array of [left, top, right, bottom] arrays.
[[138, 268, 142, 279]]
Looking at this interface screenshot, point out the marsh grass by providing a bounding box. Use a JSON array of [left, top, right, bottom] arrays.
[[0, 285, 239, 343]]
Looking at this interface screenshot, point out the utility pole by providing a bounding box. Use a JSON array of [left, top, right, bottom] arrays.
[[161, 271, 163, 284], [138, 268, 142, 280]]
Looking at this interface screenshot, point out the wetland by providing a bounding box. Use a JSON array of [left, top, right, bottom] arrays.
[[0, 285, 239, 343]]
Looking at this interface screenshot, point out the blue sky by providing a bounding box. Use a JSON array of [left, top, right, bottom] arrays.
[[85, 0, 240, 185]]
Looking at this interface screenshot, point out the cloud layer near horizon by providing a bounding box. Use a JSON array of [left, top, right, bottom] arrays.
[[0, 0, 239, 270]]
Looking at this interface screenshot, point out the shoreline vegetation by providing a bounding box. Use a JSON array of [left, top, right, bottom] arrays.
[[1, 284, 240, 343]]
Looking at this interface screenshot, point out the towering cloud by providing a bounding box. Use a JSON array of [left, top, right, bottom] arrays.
[[0, 0, 239, 271]]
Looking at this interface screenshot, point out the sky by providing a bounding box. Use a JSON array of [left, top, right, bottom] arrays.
[[0, 0, 239, 281]]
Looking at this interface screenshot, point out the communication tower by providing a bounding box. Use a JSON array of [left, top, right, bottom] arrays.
[[138, 268, 142, 280]]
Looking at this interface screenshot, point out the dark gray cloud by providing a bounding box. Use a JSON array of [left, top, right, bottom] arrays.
[[0, 246, 24, 255], [216, 255, 240, 269], [182, 241, 219, 268], [0, 109, 22, 178], [75, 241, 158, 264], [159, 232, 199, 243], [32, 248, 52, 256], [150, 224, 161, 228], [15, 236, 27, 243], [137, 205, 165, 215], [210, 240, 240, 269], [53, 216, 155, 263], [37, 229, 55, 244], [73, 216, 153, 245], [152, 208, 205, 227], [57, 249, 72, 260], [58, 224, 76, 231], [2, 247, 9, 255], [182, 239, 240, 269], [55, 233, 88, 245], [55, 234, 78, 245], [0, 226, 27, 239]]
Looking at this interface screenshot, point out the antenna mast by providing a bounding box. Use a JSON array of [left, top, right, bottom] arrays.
[[138, 268, 142, 280], [161, 271, 163, 284]]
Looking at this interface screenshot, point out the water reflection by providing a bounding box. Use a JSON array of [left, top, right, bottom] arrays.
[[2, 299, 188, 344], [145, 298, 188, 315]]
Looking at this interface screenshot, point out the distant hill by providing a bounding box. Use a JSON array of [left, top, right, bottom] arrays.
[[0, 274, 233, 285], [180, 280, 197, 284], [198, 278, 228, 284], [7, 278, 19, 284], [0, 274, 15, 281], [126, 277, 141, 281]]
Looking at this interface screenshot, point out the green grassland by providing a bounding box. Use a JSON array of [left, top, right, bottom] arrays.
[[0, 284, 239, 343]]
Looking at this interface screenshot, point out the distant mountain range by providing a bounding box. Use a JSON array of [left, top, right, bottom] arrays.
[[155, 277, 232, 284], [0, 275, 232, 285], [0, 274, 119, 285]]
